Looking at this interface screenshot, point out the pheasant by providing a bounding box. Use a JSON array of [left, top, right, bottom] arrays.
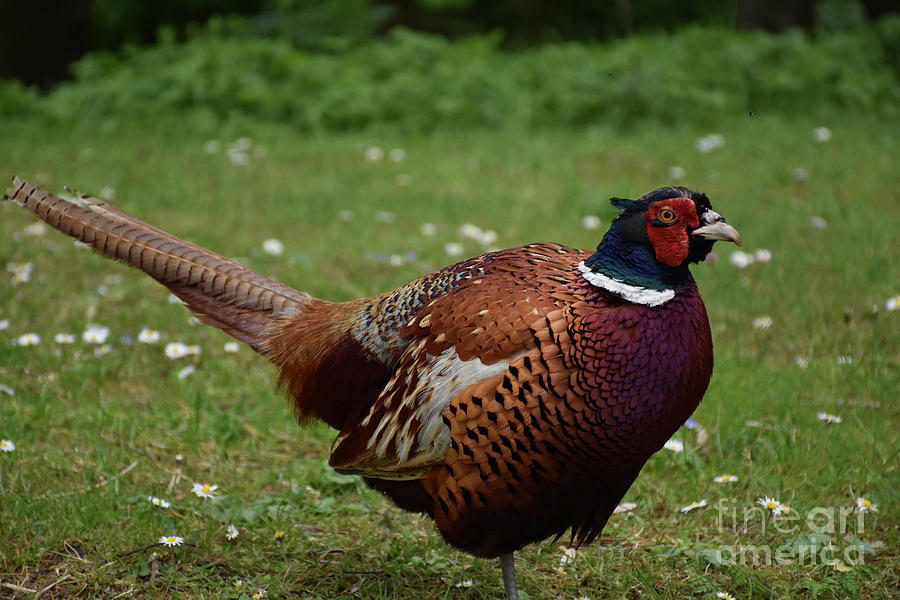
[[6, 176, 740, 599]]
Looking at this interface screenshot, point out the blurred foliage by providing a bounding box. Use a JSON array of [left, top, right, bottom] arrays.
[[3, 18, 897, 133]]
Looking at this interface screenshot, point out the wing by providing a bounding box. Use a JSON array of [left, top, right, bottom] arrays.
[[328, 243, 586, 479]]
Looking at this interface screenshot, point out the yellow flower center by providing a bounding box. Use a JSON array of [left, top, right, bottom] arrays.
[[202, 485, 211, 493], [766, 500, 777, 509], [862, 499, 872, 507], [167, 536, 176, 542]]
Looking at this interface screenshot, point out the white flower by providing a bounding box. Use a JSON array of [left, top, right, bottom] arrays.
[[186, 345, 201, 356], [757, 496, 787, 515], [99, 187, 116, 201], [454, 580, 474, 588], [559, 546, 578, 566], [420, 223, 437, 236], [729, 250, 754, 268], [177, 365, 196, 380], [459, 223, 482, 239], [0, 384, 15, 396], [24, 222, 47, 236], [855, 497, 877, 513], [816, 412, 842, 424], [54, 333, 75, 344], [203, 140, 221, 154], [191, 482, 219, 499], [716, 593, 737, 600], [375, 211, 395, 223], [93, 344, 112, 357], [224, 341, 240, 353], [14, 333, 41, 346], [714, 474, 739, 483], [694, 133, 725, 153], [680, 499, 708, 514], [7, 262, 33, 284], [444, 242, 464, 257], [0, 439, 16, 452], [165, 342, 189, 359], [886, 295, 900, 311], [754, 249, 772, 262], [794, 168, 808, 181], [82, 324, 110, 344], [663, 438, 684, 453], [795, 356, 809, 369], [158, 535, 184, 547], [753, 316, 773, 330], [252, 588, 268, 600], [226, 524, 239, 540], [613, 502, 637, 513], [581, 215, 602, 230], [809, 216, 827, 229], [364, 146, 384, 162], [148, 496, 171, 508], [0, 319, 8, 331], [477, 230, 498, 246], [668, 166, 686, 180], [813, 127, 832, 143], [389, 148, 406, 162], [262, 239, 284, 256], [138, 328, 161, 344]]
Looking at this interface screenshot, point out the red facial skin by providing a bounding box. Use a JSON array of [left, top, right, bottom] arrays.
[[644, 197, 700, 267]]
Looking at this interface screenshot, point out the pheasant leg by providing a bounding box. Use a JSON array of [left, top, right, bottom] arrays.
[[500, 552, 519, 600]]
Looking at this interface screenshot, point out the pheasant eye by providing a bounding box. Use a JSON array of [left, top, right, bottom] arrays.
[[658, 208, 676, 223]]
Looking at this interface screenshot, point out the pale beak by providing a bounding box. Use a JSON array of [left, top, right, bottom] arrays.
[[692, 220, 743, 246]]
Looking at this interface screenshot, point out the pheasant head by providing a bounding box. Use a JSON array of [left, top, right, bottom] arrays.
[[579, 186, 741, 306]]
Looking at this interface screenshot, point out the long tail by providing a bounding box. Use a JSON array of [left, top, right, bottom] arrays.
[[4, 176, 315, 350]]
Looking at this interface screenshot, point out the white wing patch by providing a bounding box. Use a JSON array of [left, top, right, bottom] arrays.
[[334, 344, 509, 479]]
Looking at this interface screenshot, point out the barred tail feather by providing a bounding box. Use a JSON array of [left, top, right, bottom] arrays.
[[4, 176, 314, 349]]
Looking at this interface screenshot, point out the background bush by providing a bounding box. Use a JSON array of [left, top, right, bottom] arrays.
[[4, 17, 898, 134]]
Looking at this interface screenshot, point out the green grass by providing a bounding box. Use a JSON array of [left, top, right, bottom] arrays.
[[0, 115, 897, 599]]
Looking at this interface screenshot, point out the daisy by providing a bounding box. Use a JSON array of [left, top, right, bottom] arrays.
[[680, 499, 708, 514], [99, 187, 115, 201], [191, 482, 219, 499], [795, 356, 809, 369], [158, 535, 183, 547], [752, 316, 773, 330], [234, 579, 245, 591], [148, 496, 171, 508], [714, 474, 739, 484], [138, 328, 161, 344], [24, 222, 47, 236], [0, 384, 14, 396], [177, 365, 195, 380], [559, 546, 578, 566], [0, 319, 9, 331], [454, 580, 474, 588], [729, 251, 754, 268], [754, 249, 772, 262], [663, 438, 684, 452], [226, 524, 239, 540], [809, 216, 827, 229], [816, 412, 842, 424], [419, 223, 437, 236], [668, 166, 686, 180], [716, 593, 737, 600], [812, 127, 832, 142], [14, 333, 41, 346], [54, 333, 75, 344], [224, 341, 240, 353], [855, 497, 877, 513], [364, 146, 383, 162], [252, 589, 268, 600], [82, 324, 110, 344], [389, 148, 406, 162], [757, 496, 787, 515], [186, 345, 201, 356], [444, 242, 464, 257], [0, 439, 16, 452], [581, 215, 601, 230], [262, 239, 283, 256], [886, 295, 900, 311], [7, 261, 33, 284], [165, 342, 189, 359]]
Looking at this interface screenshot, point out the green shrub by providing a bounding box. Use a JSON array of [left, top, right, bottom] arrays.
[[32, 21, 900, 132]]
